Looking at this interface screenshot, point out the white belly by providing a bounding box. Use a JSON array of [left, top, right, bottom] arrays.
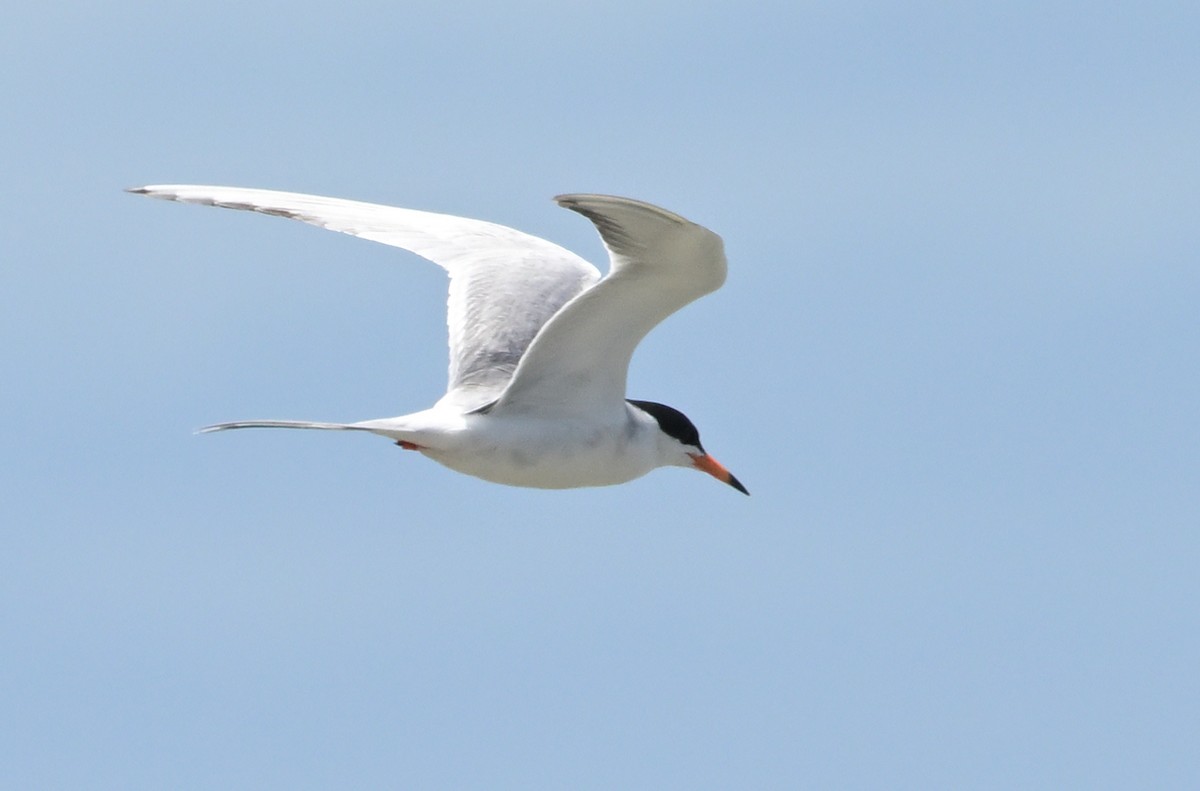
[[419, 415, 661, 490]]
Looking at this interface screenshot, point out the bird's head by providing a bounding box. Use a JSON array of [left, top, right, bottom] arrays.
[[629, 399, 748, 495]]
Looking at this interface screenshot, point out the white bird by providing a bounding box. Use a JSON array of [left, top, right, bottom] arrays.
[[130, 185, 748, 495]]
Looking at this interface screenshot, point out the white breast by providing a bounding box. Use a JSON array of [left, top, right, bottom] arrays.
[[421, 411, 662, 490]]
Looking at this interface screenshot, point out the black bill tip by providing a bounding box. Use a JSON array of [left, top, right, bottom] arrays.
[[727, 472, 750, 496]]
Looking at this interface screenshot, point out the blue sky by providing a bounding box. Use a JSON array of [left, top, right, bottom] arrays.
[[3, 2, 1198, 788]]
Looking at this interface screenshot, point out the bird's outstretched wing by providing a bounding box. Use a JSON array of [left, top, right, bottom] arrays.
[[129, 185, 601, 410], [493, 194, 727, 420]]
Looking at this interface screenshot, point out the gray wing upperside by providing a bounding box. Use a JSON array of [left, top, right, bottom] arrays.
[[493, 194, 727, 420]]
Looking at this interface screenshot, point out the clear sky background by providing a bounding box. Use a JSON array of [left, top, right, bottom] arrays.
[[3, 2, 1198, 789]]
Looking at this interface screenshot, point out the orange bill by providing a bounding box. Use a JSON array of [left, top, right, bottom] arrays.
[[691, 453, 749, 495]]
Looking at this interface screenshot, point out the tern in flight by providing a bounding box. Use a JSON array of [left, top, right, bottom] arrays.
[[131, 185, 748, 495]]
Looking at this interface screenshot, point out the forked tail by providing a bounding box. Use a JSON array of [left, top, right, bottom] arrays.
[[197, 419, 427, 447], [198, 420, 367, 434]]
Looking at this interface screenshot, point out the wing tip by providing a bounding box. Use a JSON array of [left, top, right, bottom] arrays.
[[554, 193, 692, 226], [125, 185, 305, 218], [127, 184, 171, 198], [126, 184, 187, 201]]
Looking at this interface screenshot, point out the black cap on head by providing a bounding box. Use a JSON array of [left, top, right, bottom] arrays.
[[628, 399, 702, 450]]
